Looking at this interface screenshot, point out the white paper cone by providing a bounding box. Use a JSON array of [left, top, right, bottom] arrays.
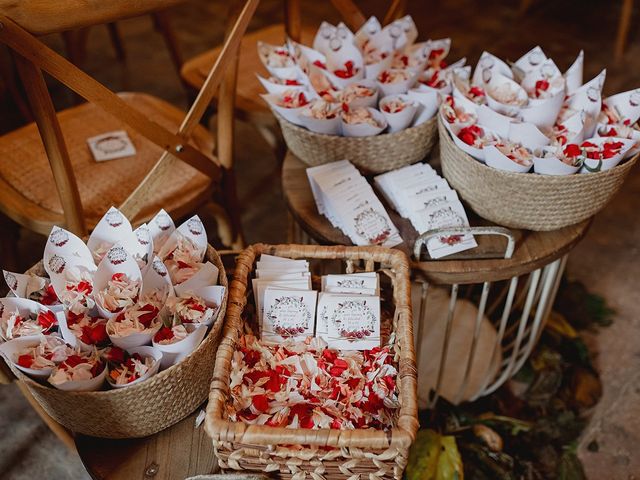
[[484, 145, 532, 173], [49, 364, 107, 392], [313, 21, 337, 54], [190, 285, 226, 326], [513, 46, 547, 75], [533, 153, 580, 175], [107, 324, 161, 350], [57, 311, 95, 352], [141, 256, 174, 299], [603, 88, 640, 125], [477, 104, 512, 138], [148, 209, 175, 254], [407, 88, 439, 125], [370, 15, 418, 52], [566, 69, 606, 133], [355, 16, 382, 49], [257, 74, 307, 95], [377, 69, 418, 96], [153, 323, 207, 369], [87, 207, 136, 259], [564, 50, 584, 96], [520, 58, 563, 93], [340, 79, 379, 109], [379, 94, 418, 132], [173, 261, 220, 296], [261, 93, 309, 127], [472, 51, 513, 86], [44, 226, 95, 268], [340, 107, 388, 137], [519, 89, 565, 129], [299, 112, 342, 135], [508, 122, 550, 150], [93, 245, 142, 320], [0, 335, 64, 380], [364, 55, 393, 81], [108, 346, 162, 388], [580, 137, 635, 172], [485, 73, 528, 116], [448, 123, 487, 162], [594, 123, 640, 157]]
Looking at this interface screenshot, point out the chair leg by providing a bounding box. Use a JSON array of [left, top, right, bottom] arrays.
[[151, 11, 184, 76], [615, 0, 635, 61], [106, 23, 127, 62], [15, 381, 76, 452]]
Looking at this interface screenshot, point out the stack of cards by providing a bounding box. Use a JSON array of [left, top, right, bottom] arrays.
[[253, 254, 315, 345], [307, 161, 402, 248], [317, 272, 381, 350], [375, 163, 478, 259]]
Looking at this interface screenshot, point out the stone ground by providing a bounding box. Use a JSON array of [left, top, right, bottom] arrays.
[[1, 0, 639, 478]]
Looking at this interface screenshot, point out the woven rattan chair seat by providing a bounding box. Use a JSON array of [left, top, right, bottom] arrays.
[[0, 92, 213, 234]]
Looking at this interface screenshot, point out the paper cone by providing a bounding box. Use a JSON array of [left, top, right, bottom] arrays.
[[513, 46, 547, 75], [107, 346, 162, 388], [189, 285, 227, 327], [448, 123, 487, 162], [364, 54, 393, 81], [355, 16, 382, 49], [603, 88, 640, 126], [257, 74, 307, 95], [485, 73, 528, 116], [87, 206, 136, 261], [340, 107, 388, 137], [477, 104, 512, 137], [472, 51, 513, 86], [484, 145, 532, 173], [407, 87, 439, 125], [153, 323, 208, 370], [370, 15, 418, 52], [93, 245, 142, 320], [173, 261, 220, 296], [49, 363, 107, 392], [566, 69, 606, 135], [148, 209, 175, 254], [579, 137, 635, 172], [44, 226, 94, 268], [379, 94, 418, 132], [339, 79, 379, 109], [312, 21, 337, 54], [141, 256, 174, 299], [520, 58, 563, 94], [508, 121, 550, 150], [533, 149, 580, 175], [0, 335, 66, 380], [299, 102, 342, 135], [564, 50, 584, 96], [377, 69, 418, 97], [519, 89, 564, 129], [261, 92, 310, 127]]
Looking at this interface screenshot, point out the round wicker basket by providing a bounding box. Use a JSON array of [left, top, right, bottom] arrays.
[[438, 117, 639, 231], [7, 245, 228, 439], [277, 114, 438, 174]]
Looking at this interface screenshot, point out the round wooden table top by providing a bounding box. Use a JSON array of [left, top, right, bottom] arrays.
[[75, 407, 217, 480], [282, 151, 591, 284]]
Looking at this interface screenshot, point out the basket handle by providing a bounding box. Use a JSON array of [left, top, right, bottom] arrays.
[[413, 226, 516, 261]]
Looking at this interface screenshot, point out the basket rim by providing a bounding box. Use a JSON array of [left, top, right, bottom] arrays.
[[205, 243, 418, 450], [276, 111, 437, 141], [13, 244, 228, 398], [437, 116, 640, 182]]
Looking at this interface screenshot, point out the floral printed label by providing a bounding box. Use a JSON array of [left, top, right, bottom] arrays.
[[319, 293, 380, 350], [261, 288, 317, 345]]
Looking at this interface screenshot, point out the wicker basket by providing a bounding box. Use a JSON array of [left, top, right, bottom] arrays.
[[438, 117, 639, 231], [277, 114, 438, 174], [205, 243, 418, 480], [6, 245, 228, 439]]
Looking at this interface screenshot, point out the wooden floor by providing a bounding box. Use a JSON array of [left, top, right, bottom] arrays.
[[1, 0, 639, 478]]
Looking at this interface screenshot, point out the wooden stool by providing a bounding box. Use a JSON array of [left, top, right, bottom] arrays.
[[282, 151, 590, 405]]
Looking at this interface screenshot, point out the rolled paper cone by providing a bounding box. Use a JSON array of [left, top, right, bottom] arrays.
[[603, 88, 640, 126], [533, 156, 580, 175], [484, 145, 532, 173], [175, 215, 208, 260], [564, 50, 584, 96], [340, 81, 379, 109], [107, 322, 161, 350], [477, 104, 512, 138], [49, 364, 107, 392], [108, 346, 162, 389], [520, 58, 563, 93], [257, 75, 307, 96], [93, 245, 143, 320], [299, 112, 342, 135], [173, 261, 220, 296], [313, 21, 337, 54], [56, 311, 96, 352], [261, 93, 309, 127], [472, 51, 513, 86], [190, 285, 227, 327], [87, 206, 136, 258], [355, 16, 382, 48], [579, 137, 635, 172], [44, 226, 95, 275], [519, 90, 564, 129], [148, 209, 175, 253], [0, 335, 59, 380], [407, 88, 439, 125], [485, 74, 528, 117], [364, 55, 392, 81], [513, 46, 547, 75], [379, 94, 418, 133], [508, 122, 550, 150], [153, 324, 208, 370], [377, 69, 418, 97], [322, 68, 365, 90], [141, 256, 173, 299], [3, 270, 33, 299], [595, 125, 640, 157], [340, 107, 388, 137], [566, 70, 606, 123], [449, 124, 487, 162]]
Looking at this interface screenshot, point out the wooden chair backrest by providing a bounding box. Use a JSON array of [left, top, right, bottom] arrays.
[[284, 0, 407, 42], [0, 0, 259, 236]]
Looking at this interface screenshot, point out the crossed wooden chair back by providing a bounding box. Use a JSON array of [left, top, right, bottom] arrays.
[[0, 0, 259, 241]]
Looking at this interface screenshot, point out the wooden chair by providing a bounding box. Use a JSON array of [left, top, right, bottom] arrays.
[[0, 0, 258, 451], [179, 0, 407, 156]]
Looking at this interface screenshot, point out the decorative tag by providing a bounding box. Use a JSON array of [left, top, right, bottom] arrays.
[[87, 130, 136, 162], [261, 288, 317, 345], [318, 293, 380, 350]]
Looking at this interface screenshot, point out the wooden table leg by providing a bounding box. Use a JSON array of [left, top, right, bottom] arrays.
[[615, 0, 635, 61]]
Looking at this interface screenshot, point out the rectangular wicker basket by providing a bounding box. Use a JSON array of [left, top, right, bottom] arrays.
[[205, 243, 418, 480]]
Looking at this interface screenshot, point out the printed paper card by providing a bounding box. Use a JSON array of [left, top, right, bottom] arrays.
[[261, 287, 317, 345], [317, 293, 380, 350], [336, 192, 402, 247], [252, 278, 311, 324], [322, 272, 379, 296], [87, 130, 136, 162], [413, 201, 478, 259]]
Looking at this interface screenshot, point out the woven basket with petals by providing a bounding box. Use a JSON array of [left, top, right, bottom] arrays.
[[205, 243, 418, 480], [6, 245, 227, 439], [438, 117, 639, 231], [277, 114, 438, 174]]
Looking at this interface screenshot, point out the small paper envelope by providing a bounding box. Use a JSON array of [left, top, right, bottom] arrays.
[[108, 346, 162, 388], [256, 74, 308, 96], [93, 245, 143, 320], [580, 137, 635, 172], [148, 209, 175, 254], [564, 50, 584, 96], [508, 122, 550, 150], [87, 206, 136, 258], [533, 149, 580, 175], [44, 226, 95, 268], [340, 79, 379, 109], [603, 88, 640, 126], [189, 285, 227, 326], [141, 256, 174, 299], [340, 108, 388, 137], [49, 362, 107, 392], [519, 89, 565, 129], [153, 323, 207, 370], [484, 145, 532, 173], [173, 261, 220, 296], [513, 46, 547, 75], [485, 73, 528, 116], [261, 93, 310, 127], [87, 130, 136, 162], [379, 94, 418, 133], [406, 87, 439, 125], [448, 123, 487, 162], [472, 51, 513, 86], [0, 334, 61, 379], [477, 104, 512, 137], [377, 69, 418, 97], [355, 16, 382, 49]]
